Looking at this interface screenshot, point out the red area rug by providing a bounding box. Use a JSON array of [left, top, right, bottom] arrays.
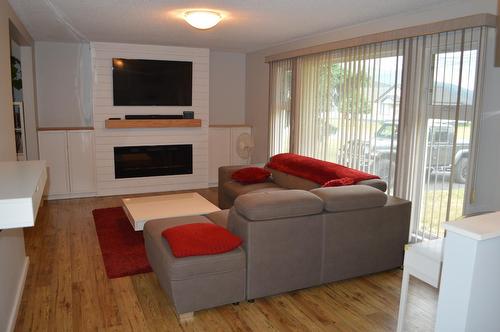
[[92, 207, 152, 279]]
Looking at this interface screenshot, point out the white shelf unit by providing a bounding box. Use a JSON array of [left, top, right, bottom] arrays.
[[0, 160, 47, 229], [38, 129, 96, 199]]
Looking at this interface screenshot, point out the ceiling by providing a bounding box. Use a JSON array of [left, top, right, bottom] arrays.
[[9, 0, 454, 52]]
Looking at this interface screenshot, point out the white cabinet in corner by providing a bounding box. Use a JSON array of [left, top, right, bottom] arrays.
[[38, 131, 70, 194], [38, 129, 96, 199], [208, 125, 252, 185], [67, 131, 96, 193]]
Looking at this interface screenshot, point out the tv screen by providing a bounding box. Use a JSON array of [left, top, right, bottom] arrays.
[[112, 58, 192, 106]]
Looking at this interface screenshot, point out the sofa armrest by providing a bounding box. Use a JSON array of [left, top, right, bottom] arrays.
[[227, 207, 323, 299], [219, 165, 250, 188], [311, 185, 387, 212], [357, 179, 387, 192], [217, 164, 264, 209]]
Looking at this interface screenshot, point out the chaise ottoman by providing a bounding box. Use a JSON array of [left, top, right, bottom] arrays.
[[143, 215, 246, 320]]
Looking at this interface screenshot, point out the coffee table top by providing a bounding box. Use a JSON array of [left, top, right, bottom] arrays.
[[122, 192, 220, 231]]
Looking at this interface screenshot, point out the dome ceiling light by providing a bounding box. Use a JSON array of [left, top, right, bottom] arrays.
[[183, 10, 222, 30]]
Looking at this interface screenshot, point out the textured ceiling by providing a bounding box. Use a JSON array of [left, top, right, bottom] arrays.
[[9, 0, 453, 52]]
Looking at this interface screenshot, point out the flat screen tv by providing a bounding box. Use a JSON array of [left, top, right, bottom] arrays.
[[112, 58, 192, 106]]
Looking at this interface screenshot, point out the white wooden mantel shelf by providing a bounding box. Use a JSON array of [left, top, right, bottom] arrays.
[[0, 160, 47, 230], [105, 119, 202, 129]]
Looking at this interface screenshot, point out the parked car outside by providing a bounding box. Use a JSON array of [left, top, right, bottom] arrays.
[[340, 120, 469, 184]]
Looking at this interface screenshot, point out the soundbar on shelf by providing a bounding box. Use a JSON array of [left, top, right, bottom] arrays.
[[124, 114, 184, 120]]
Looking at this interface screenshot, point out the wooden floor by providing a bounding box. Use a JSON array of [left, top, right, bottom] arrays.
[[15, 188, 437, 332]]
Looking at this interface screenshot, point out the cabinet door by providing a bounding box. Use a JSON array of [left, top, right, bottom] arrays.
[[38, 131, 70, 195], [209, 128, 231, 184], [67, 131, 96, 193], [230, 127, 252, 165]]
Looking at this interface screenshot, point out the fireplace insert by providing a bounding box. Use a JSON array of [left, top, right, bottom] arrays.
[[114, 144, 192, 179]]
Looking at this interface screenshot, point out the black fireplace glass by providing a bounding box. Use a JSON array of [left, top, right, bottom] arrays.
[[114, 144, 193, 179]]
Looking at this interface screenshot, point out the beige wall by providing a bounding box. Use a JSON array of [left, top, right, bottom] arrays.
[[245, 53, 269, 162], [209, 50, 246, 125], [0, 1, 33, 331], [245, 0, 498, 163], [35, 41, 92, 127]]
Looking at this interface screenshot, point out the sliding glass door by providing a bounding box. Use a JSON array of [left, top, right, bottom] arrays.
[[406, 28, 484, 240]]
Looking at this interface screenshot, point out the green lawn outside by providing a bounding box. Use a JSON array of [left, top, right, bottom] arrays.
[[419, 187, 465, 238]]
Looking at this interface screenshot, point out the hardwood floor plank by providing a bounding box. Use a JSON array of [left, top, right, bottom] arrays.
[[131, 273, 183, 332], [15, 188, 437, 331], [110, 277, 150, 332], [47, 201, 73, 332]]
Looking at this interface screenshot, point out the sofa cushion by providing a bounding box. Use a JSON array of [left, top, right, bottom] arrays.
[[234, 189, 324, 221], [231, 167, 271, 184], [143, 216, 245, 280], [162, 223, 242, 258], [311, 185, 387, 212], [223, 180, 282, 200]]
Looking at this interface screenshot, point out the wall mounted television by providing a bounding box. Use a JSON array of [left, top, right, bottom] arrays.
[[112, 58, 192, 106]]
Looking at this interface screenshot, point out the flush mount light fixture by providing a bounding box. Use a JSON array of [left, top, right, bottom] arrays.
[[184, 10, 222, 30]]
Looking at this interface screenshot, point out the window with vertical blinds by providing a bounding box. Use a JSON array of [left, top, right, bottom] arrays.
[[268, 26, 488, 241], [269, 41, 404, 194]]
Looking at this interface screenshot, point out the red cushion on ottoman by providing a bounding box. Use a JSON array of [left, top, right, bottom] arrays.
[[162, 223, 243, 258], [231, 167, 271, 184]]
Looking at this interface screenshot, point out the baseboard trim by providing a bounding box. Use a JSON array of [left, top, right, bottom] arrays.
[[45, 192, 97, 200], [6, 256, 29, 332]]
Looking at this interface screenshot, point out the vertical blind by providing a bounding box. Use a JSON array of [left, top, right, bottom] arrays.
[[269, 59, 293, 156], [268, 26, 487, 240]]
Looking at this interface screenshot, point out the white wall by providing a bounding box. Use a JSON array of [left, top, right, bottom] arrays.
[[35, 41, 92, 127], [245, 0, 498, 163], [91, 42, 210, 196], [209, 51, 246, 124], [0, 1, 33, 331]]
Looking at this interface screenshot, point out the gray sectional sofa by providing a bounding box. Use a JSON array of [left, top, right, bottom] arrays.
[[143, 165, 411, 319]]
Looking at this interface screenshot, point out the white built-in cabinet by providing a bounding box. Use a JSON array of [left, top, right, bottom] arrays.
[[38, 129, 96, 198], [209, 125, 252, 185]]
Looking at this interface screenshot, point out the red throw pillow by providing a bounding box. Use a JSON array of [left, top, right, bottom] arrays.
[[162, 223, 242, 258], [322, 177, 355, 187], [231, 167, 271, 184]]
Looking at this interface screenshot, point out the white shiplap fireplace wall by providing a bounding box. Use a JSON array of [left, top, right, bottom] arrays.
[[91, 42, 209, 196]]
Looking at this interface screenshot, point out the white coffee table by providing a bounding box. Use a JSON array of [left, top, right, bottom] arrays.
[[122, 192, 221, 231]]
